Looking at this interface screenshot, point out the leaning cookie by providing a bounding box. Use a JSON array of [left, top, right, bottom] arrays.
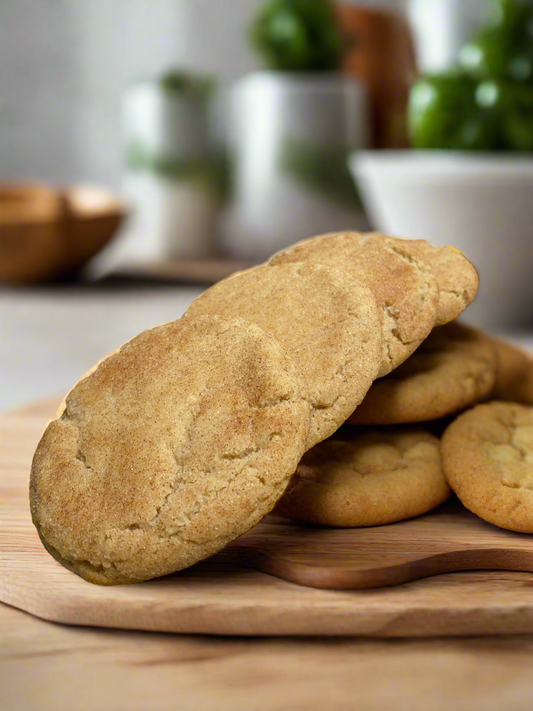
[[55, 348, 121, 419], [31, 316, 311, 585], [269, 231, 439, 377], [185, 262, 382, 449], [274, 427, 450, 527], [442, 401, 533, 533], [349, 323, 497, 425]]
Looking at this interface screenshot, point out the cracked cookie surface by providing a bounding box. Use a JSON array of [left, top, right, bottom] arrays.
[[393, 240, 479, 326], [185, 262, 382, 448], [269, 232, 439, 377], [348, 323, 497, 425], [55, 348, 121, 419], [442, 402, 533, 532], [30, 316, 311, 585], [274, 427, 449, 527]]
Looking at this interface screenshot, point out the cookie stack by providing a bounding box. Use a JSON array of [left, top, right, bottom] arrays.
[[30, 231, 532, 586]]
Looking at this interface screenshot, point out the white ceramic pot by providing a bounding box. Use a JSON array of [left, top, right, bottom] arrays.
[[220, 72, 370, 262], [350, 150, 533, 329], [408, 0, 490, 73], [123, 81, 214, 161], [118, 78, 222, 262], [120, 173, 221, 262]]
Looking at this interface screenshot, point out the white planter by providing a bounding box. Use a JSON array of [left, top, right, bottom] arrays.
[[408, 0, 489, 73], [122, 173, 221, 261], [220, 72, 370, 262], [350, 150, 533, 330], [117, 78, 222, 263], [123, 81, 214, 160]]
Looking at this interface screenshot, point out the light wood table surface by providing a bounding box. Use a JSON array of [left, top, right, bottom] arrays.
[[3, 283, 533, 710], [3, 601, 533, 711]]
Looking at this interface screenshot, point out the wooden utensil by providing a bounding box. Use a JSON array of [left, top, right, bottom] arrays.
[[0, 182, 126, 285]]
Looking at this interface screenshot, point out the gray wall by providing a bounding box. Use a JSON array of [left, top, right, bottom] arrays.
[[0, 0, 403, 187]]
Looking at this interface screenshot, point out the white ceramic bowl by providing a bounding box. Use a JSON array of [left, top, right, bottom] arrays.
[[350, 150, 533, 329]]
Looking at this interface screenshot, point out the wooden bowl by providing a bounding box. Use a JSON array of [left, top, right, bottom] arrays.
[[0, 182, 126, 284]]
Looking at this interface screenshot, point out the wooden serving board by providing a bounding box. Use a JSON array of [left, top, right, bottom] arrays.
[[5, 400, 533, 637]]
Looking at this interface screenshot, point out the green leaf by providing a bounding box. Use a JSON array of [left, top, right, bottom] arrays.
[[460, 1, 533, 82], [250, 0, 343, 72], [158, 70, 215, 97], [409, 74, 501, 150]]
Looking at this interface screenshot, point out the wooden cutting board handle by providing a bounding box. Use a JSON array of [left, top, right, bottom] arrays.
[[240, 501, 533, 589]]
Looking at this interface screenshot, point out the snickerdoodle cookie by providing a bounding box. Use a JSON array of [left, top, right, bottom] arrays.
[[185, 262, 382, 448], [349, 323, 497, 425], [31, 316, 311, 585], [395, 240, 479, 326], [55, 348, 121, 419], [514, 361, 533, 406], [490, 337, 530, 402], [275, 427, 449, 527], [269, 232, 439, 376], [442, 401, 533, 533]]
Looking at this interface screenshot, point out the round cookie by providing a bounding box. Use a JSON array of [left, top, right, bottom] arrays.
[[515, 360, 533, 405], [490, 337, 530, 402], [269, 232, 439, 377], [185, 262, 382, 449], [348, 322, 497, 425], [274, 427, 449, 527], [393, 240, 479, 326], [30, 315, 311, 585], [442, 401, 533, 533]]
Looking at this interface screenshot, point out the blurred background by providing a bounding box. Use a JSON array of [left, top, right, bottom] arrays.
[[1, 0, 407, 185], [2, 0, 533, 410]]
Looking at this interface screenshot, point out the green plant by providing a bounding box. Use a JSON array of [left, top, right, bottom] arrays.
[[409, 0, 533, 151], [409, 72, 502, 150], [460, 0, 533, 82], [250, 0, 343, 72], [159, 70, 215, 97], [125, 141, 229, 196]]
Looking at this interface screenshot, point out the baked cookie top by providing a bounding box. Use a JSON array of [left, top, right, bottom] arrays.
[[185, 262, 382, 449], [394, 239, 479, 326], [349, 323, 497, 425], [30, 316, 311, 585], [269, 232, 439, 377], [442, 401, 533, 533], [55, 348, 121, 419], [275, 427, 449, 527]]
